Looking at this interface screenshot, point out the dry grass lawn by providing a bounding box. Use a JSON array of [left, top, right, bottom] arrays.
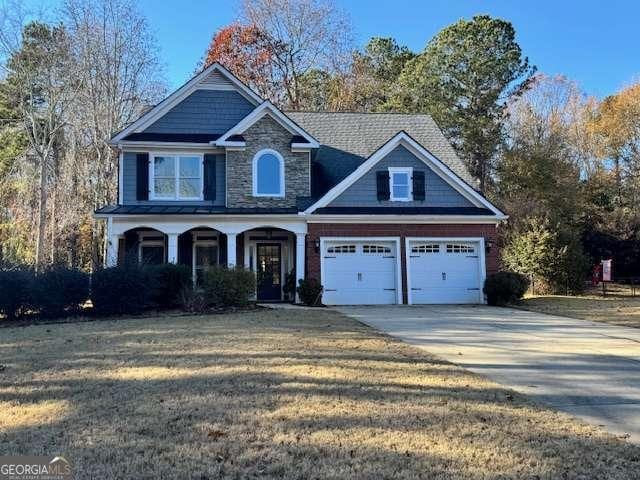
[[518, 294, 640, 328], [1, 309, 639, 479]]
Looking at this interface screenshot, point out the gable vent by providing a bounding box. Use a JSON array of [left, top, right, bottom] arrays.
[[199, 70, 234, 88]]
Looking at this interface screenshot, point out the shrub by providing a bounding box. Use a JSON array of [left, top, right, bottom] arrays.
[[91, 266, 152, 315], [282, 269, 296, 302], [0, 267, 35, 320], [483, 272, 530, 306], [179, 287, 208, 314], [296, 278, 323, 306], [32, 265, 90, 318], [146, 264, 192, 308], [202, 266, 256, 307], [502, 217, 590, 294]]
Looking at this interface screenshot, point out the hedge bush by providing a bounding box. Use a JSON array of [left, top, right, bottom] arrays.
[[483, 271, 530, 306], [202, 266, 256, 307], [0, 267, 34, 319], [297, 278, 323, 306], [32, 265, 90, 318], [91, 266, 153, 315], [147, 264, 192, 308]]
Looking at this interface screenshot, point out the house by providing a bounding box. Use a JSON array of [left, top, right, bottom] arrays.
[[95, 63, 506, 305]]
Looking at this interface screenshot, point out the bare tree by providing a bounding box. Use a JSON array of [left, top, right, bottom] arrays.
[[4, 22, 79, 270], [63, 0, 166, 267], [240, 0, 352, 108]]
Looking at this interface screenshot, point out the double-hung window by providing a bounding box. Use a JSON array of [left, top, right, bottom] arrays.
[[388, 167, 412, 201], [151, 154, 203, 200]]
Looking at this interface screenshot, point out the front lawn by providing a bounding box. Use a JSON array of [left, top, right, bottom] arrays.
[[518, 295, 640, 328], [1, 310, 638, 478]]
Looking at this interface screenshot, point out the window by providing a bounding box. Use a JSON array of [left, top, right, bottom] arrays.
[[151, 154, 203, 200], [446, 244, 475, 253], [412, 244, 440, 253], [327, 245, 356, 254], [389, 167, 412, 201], [192, 232, 218, 285], [363, 245, 391, 254], [138, 233, 165, 265], [253, 149, 284, 197]]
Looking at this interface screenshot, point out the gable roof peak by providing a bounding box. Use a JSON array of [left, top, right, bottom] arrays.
[[110, 62, 263, 144]]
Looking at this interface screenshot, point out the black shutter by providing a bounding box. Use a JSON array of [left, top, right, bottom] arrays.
[[178, 233, 193, 271], [376, 171, 390, 201], [203, 154, 217, 201], [136, 153, 149, 201], [413, 171, 426, 201]]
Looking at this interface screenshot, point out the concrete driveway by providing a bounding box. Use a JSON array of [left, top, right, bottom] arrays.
[[336, 305, 640, 442]]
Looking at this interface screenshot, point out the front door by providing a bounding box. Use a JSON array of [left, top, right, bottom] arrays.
[[257, 243, 282, 301]]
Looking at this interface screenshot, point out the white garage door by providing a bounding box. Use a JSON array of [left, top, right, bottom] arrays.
[[408, 240, 482, 304], [322, 240, 398, 305]]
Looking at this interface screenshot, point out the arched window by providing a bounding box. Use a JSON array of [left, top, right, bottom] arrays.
[[253, 149, 284, 197]]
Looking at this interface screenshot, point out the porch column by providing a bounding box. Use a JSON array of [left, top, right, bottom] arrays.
[[226, 233, 237, 267], [167, 233, 178, 264], [295, 233, 306, 303], [106, 235, 119, 267]]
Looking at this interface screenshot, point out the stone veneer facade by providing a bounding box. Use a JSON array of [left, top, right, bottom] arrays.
[[225, 115, 310, 208]]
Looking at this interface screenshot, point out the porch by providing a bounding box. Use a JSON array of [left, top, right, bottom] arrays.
[[105, 217, 307, 302]]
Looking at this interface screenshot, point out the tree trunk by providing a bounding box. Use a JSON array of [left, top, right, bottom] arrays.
[[35, 158, 48, 272]]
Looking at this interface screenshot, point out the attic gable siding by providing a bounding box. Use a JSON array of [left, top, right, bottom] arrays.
[[144, 90, 254, 134], [328, 145, 473, 208]]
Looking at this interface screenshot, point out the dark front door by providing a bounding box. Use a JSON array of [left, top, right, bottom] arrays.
[[257, 243, 281, 301]]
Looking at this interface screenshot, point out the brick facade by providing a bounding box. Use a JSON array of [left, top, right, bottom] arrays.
[[226, 115, 310, 208], [305, 223, 499, 304]]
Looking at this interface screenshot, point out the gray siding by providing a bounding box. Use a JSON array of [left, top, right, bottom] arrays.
[[144, 90, 254, 134], [122, 151, 225, 206], [329, 145, 473, 208]]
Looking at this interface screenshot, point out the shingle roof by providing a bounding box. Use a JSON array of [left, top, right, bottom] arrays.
[[286, 112, 475, 195]]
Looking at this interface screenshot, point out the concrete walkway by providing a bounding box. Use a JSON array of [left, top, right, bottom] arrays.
[[336, 305, 640, 442]]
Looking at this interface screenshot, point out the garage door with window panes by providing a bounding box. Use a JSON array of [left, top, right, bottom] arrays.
[[408, 241, 482, 304], [322, 241, 398, 305]]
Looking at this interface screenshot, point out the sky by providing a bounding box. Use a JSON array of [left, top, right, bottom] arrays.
[[20, 0, 639, 98]]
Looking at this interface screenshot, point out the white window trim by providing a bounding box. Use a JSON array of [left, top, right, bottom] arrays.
[[149, 152, 204, 201], [252, 148, 285, 198], [388, 167, 413, 202]]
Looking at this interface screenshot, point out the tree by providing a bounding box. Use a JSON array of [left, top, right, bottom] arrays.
[[496, 75, 587, 227], [388, 15, 535, 192], [63, 0, 166, 268], [4, 22, 77, 270], [338, 37, 415, 112], [590, 82, 640, 212], [238, 0, 352, 108], [502, 217, 589, 294], [203, 22, 277, 101]]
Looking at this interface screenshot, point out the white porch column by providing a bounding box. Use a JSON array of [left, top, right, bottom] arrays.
[[167, 233, 178, 264], [105, 216, 118, 267], [226, 233, 237, 267], [295, 233, 306, 303], [106, 235, 119, 267]]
